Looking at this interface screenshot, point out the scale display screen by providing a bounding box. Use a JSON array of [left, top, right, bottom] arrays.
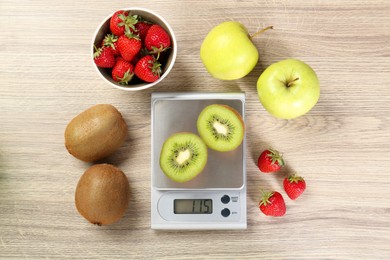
[[174, 199, 212, 214]]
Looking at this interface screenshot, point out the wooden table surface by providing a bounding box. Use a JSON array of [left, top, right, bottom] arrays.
[[1, 0, 389, 259]]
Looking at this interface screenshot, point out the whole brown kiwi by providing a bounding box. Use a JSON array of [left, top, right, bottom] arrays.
[[75, 164, 130, 225], [65, 104, 127, 162]]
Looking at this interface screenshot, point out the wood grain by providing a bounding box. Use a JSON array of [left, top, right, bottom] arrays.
[[1, 0, 390, 259]]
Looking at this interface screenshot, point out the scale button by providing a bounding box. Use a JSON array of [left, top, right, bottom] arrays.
[[221, 195, 230, 204], [221, 208, 230, 217]]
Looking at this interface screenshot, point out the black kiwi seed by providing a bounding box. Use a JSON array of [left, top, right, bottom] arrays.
[[206, 114, 235, 141]]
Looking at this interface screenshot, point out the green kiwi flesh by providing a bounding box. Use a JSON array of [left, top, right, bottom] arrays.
[[197, 104, 244, 152], [160, 132, 208, 183]]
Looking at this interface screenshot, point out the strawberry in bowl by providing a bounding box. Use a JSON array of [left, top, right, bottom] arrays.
[[92, 8, 177, 91]]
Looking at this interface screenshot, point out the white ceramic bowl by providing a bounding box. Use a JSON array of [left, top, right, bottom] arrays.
[[92, 7, 177, 91]]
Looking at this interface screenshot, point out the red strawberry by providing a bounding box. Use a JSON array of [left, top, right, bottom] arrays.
[[144, 24, 171, 53], [110, 10, 128, 36], [257, 149, 284, 173], [135, 21, 152, 42], [102, 34, 120, 56], [112, 57, 134, 85], [134, 55, 161, 83], [283, 174, 306, 200], [117, 28, 142, 62], [93, 46, 115, 68], [110, 11, 138, 36], [258, 191, 286, 217], [130, 48, 148, 66]]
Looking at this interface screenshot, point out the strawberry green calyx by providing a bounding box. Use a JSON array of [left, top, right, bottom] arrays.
[[153, 50, 164, 61], [117, 69, 134, 85], [93, 45, 102, 58], [103, 34, 118, 49], [149, 44, 170, 55], [136, 15, 151, 24], [287, 174, 304, 183], [267, 149, 285, 167], [118, 14, 138, 32], [258, 191, 274, 207], [124, 26, 140, 40], [149, 58, 162, 76]]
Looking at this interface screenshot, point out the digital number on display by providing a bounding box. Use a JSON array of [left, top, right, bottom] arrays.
[[174, 199, 213, 214]]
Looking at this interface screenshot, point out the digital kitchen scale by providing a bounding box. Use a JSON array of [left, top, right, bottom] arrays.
[[151, 92, 247, 230]]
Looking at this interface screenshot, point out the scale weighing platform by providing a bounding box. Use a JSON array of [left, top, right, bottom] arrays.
[[151, 92, 247, 230]]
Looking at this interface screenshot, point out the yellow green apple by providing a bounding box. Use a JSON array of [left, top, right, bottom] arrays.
[[257, 59, 320, 119], [200, 21, 261, 80]]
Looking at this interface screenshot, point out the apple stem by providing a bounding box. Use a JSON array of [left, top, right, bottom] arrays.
[[287, 77, 300, 87], [250, 26, 274, 39]]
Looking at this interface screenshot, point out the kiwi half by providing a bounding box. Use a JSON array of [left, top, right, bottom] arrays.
[[197, 104, 244, 152], [160, 132, 208, 183]]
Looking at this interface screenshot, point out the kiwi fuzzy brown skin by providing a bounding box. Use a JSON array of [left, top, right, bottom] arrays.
[[65, 104, 128, 162], [75, 164, 129, 226]]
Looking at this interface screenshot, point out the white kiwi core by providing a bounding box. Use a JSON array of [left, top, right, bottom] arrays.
[[176, 149, 191, 165], [213, 121, 228, 136]]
